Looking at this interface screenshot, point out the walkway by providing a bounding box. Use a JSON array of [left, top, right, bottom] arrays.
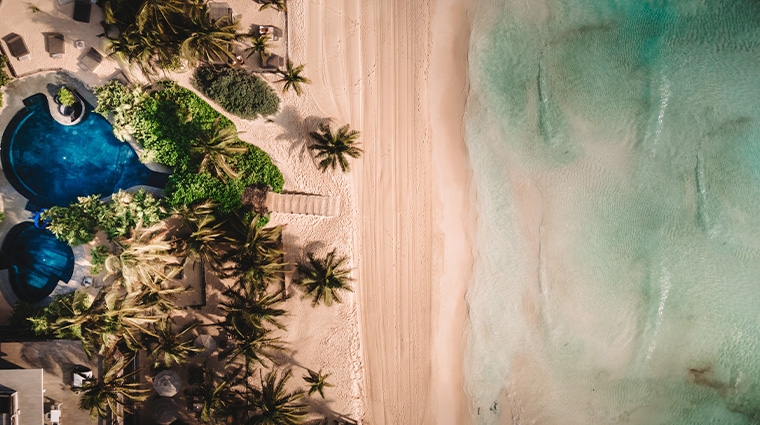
[[267, 192, 340, 217]]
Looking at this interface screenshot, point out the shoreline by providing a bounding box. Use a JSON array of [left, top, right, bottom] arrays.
[[429, 0, 474, 424]]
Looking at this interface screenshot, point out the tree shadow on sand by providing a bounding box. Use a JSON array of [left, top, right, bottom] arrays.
[[273, 105, 330, 164]]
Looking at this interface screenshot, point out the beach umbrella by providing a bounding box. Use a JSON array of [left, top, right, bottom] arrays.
[[152, 397, 179, 424], [153, 370, 181, 397], [194, 334, 217, 357]]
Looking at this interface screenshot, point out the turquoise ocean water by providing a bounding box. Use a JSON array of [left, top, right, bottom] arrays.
[[464, 1, 760, 424]]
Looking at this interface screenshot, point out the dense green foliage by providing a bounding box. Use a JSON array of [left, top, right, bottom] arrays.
[[57, 87, 77, 106], [0, 54, 12, 107], [94, 80, 283, 212], [99, 0, 242, 75], [90, 245, 109, 275], [194, 66, 280, 119], [0, 212, 5, 223], [44, 190, 168, 246]]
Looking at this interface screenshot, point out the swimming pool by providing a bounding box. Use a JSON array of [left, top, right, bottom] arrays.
[[0, 92, 168, 302], [1, 93, 167, 209], [0, 222, 74, 303]]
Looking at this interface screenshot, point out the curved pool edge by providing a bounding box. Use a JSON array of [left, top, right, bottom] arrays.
[[1, 222, 74, 303]]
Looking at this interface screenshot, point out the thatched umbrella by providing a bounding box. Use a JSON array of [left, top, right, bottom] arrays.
[[153, 370, 181, 397], [194, 334, 217, 357]]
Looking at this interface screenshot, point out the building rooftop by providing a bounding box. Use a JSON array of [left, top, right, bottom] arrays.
[[0, 368, 43, 425]]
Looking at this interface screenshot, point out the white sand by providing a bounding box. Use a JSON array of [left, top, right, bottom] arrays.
[[0, 0, 476, 422]]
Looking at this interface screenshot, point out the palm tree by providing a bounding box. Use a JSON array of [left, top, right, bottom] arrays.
[[226, 328, 285, 371], [145, 317, 201, 369], [190, 118, 247, 181], [176, 214, 231, 275], [186, 363, 232, 424], [106, 30, 162, 78], [245, 34, 273, 61], [308, 123, 362, 172], [276, 61, 311, 96], [133, 282, 184, 314], [246, 369, 307, 425], [258, 0, 287, 13], [303, 369, 333, 399], [79, 356, 149, 419], [104, 221, 180, 291], [222, 287, 288, 332], [295, 250, 353, 307], [226, 215, 287, 293], [134, 0, 188, 34], [181, 11, 241, 66]]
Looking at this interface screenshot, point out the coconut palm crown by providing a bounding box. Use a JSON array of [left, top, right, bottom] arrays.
[[308, 123, 362, 172], [246, 369, 307, 425], [276, 61, 311, 96], [190, 117, 247, 181], [303, 369, 333, 399], [145, 317, 201, 369], [258, 0, 287, 13], [78, 356, 149, 419], [295, 249, 353, 306], [245, 34, 273, 61]]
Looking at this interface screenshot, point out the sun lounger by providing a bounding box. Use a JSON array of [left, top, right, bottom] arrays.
[[258, 53, 284, 71], [209, 2, 232, 23], [258, 25, 280, 41], [3, 34, 31, 61], [46, 33, 65, 58], [72, 369, 93, 389], [73, 1, 92, 23], [78, 47, 103, 71]]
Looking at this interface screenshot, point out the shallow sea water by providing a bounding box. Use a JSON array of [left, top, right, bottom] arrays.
[[464, 1, 760, 424]]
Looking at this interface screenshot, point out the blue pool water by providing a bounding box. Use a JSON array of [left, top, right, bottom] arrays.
[[0, 222, 74, 303], [1, 93, 167, 209]]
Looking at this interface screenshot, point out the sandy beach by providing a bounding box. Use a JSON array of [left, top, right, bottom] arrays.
[[0, 0, 475, 422], [289, 0, 474, 422], [295, 0, 473, 423]]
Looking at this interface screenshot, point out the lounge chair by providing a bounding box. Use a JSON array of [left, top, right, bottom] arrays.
[[73, 1, 92, 23], [78, 47, 102, 71], [257, 25, 281, 41], [46, 33, 65, 58], [209, 2, 232, 23], [3, 33, 30, 61], [258, 53, 284, 71]]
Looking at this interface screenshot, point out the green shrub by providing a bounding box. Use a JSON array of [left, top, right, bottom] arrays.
[[44, 195, 103, 245], [194, 66, 280, 119], [90, 245, 109, 275], [9, 301, 45, 336], [0, 212, 5, 223], [99, 189, 168, 239], [43, 189, 168, 246], [91, 80, 284, 213], [0, 54, 11, 108], [94, 80, 133, 114], [234, 146, 284, 191], [57, 87, 77, 107]]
